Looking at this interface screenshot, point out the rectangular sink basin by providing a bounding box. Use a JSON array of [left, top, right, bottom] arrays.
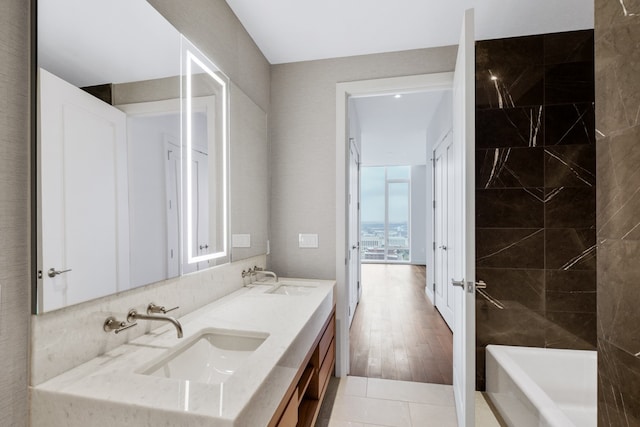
[[267, 283, 317, 296], [142, 328, 268, 385]]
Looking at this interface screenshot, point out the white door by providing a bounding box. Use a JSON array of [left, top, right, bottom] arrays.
[[348, 139, 361, 326], [39, 69, 129, 312], [451, 9, 476, 427], [165, 139, 181, 278], [433, 132, 454, 329], [192, 149, 210, 271]]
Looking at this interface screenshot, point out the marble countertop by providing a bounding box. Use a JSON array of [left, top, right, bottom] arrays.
[[31, 278, 336, 427]]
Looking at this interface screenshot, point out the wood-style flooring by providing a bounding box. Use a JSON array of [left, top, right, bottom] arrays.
[[349, 264, 453, 385]]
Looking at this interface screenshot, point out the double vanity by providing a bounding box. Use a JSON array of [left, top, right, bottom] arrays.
[[31, 279, 336, 427], [31, 2, 333, 426]]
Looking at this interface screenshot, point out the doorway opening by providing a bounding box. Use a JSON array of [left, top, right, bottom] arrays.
[[346, 88, 454, 385]]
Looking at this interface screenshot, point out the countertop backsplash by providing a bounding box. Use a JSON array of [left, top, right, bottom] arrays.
[[30, 254, 266, 385]]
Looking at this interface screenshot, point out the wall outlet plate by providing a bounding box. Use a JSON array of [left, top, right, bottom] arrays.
[[232, 234, 251, 248], [299, 233, 319, 248]]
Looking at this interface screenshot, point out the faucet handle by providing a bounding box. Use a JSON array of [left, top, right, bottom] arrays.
[[147, 303, 179, 315], [103, 316, 137, 334]]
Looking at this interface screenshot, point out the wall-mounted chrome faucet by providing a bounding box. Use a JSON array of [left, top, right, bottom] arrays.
[[255, 270, 278, 282], [242, 266, 278, 284], [127, 307, 183, 338]]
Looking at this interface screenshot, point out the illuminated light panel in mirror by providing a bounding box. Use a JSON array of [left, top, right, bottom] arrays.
[[181, 37, 229, 266]]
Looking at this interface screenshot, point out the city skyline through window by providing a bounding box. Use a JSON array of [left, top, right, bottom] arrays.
[[360, 166, 410, 262]]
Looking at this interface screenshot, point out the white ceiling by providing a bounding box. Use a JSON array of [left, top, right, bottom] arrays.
[[353, 91, 448, 167], [225, 0, 594, 64], [39, 0, 180, 87]]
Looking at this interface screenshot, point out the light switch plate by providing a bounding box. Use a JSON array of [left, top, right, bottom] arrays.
[[232, 234, 251, 248], [299, 233, 319, 248]]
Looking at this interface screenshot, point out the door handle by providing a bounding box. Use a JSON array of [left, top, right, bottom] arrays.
[[48, 268, 72, 278], [451, 279, 465, 288], [452, 279, 487, 292], [439, 245, 447, 250]]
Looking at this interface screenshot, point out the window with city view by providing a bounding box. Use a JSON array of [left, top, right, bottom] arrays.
[[360, 166, 410, 262]]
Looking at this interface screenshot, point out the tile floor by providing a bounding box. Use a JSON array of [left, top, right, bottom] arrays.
[[317, 376, 504, 427]]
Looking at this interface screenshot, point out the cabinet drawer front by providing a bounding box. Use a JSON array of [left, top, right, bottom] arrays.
[[276, 389, 298, 427], [309, 338, 335, 399], [316, 316, 335, 367]]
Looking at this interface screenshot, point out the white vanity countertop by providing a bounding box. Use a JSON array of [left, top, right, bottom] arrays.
[[31, 279, 336, 427]]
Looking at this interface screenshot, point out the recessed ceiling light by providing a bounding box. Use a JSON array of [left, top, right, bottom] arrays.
[[394, 94, 402, 99]]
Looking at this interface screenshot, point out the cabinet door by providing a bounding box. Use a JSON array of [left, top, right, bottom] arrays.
[[276, 390, 298, 427]]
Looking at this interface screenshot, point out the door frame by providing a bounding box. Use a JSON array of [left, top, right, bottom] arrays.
[[335, 72, 454, 377]]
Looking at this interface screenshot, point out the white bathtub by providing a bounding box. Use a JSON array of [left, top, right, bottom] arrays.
[[486, 345, 597, 427]]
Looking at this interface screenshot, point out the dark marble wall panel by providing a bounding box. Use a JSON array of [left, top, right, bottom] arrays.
[[476, 228, 544, 269], [544, 103, 595, 145], [476, 147, 544, 188], [595, 0, 640, 424], [476, 35, 544, 109], [476, 107, 544, 148], [476, 189, 544, 228], [475, 30, 596, 390]]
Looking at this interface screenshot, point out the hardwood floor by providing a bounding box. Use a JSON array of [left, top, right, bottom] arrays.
[[349, 264, 453, 385]]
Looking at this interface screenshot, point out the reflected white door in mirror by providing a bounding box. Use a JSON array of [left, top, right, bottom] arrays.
[[39, 70, 130, 312]]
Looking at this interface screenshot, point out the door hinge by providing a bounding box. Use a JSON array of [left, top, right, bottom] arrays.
[[433, 241, 436, 250], [433, 200, 436, 209]]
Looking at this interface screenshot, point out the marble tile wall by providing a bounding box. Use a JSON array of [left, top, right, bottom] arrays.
[[595, 1, 640, 425], [474, 30, 596, 390]]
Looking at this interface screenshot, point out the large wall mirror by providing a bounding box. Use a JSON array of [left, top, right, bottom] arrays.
[[35, 0, 265, 313]]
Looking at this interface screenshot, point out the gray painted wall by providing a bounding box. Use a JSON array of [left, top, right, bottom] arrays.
[[148, 0, 270, 113], [270, 47, 457, 279], [0, 1, 30, 426]]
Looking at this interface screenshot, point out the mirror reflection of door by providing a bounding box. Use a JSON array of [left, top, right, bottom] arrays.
[[164, 139, 181, 278], [120, 101, 182, 285], [39, 69, 129, 311], [191, 148, 210, 271]]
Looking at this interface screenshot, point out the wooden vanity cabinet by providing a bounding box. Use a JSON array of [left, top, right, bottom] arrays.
[[270, 308, 336, 427]]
